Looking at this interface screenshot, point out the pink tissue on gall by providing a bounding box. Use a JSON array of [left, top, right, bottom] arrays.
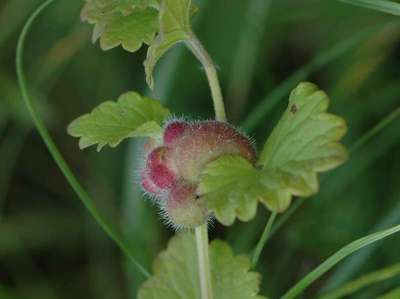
[[168, 182, 197, 207], [171, 121, 256, 182], [141, 120, 256, 228], [146, 147, 177, 189], [163, 121, 189, 146], [141, 169, 162, 195]]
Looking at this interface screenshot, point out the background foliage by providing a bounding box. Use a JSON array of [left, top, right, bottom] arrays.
[[0, 0, 399, 298]]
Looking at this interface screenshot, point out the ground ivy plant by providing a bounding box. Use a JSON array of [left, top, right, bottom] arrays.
[[68, 0, 349, 297], [15, 0, 400, 299]]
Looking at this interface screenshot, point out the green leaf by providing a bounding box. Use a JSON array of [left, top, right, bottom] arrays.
[[81, 0, 159, 52], [198, 82, 348, 225], [259, 82, 347, 171], [99, 8, 158, 52], [138, 233, 266, 299], [198, 155, 292, 225], [259, 81, 348, 197], [144, 0, 193, 88], [67, 91, 170, 151]]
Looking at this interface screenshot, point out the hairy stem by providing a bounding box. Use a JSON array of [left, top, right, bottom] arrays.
[[186, 32, 227, 122], [16, 0, 150, 279], [196, 224, 213, 299]]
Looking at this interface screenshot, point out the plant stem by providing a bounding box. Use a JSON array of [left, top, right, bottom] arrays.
[[185, 33, 227, 122], [251, 211, 277, 267], [195, 224, 213, 299]]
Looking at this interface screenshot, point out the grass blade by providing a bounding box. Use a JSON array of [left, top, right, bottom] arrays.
[[337, 0, 400, 16], [318, 263, 400, 299], [16, 0, 150, 279], [280, 221, 400, 299], [320, 193, 400, 293], [377, 287, 400, 299]]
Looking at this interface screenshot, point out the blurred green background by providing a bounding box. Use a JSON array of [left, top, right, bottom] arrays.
[[0, 0, 399, 298]]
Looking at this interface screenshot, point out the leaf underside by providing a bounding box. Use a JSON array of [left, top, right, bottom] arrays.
[[67, 91, 170, 151], [138, 233, 266, 299], [199, 82, 348, 225]]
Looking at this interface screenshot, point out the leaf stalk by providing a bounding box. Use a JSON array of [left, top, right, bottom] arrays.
[[251, 211, 277, 267], [186, 32, 227, 122]]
